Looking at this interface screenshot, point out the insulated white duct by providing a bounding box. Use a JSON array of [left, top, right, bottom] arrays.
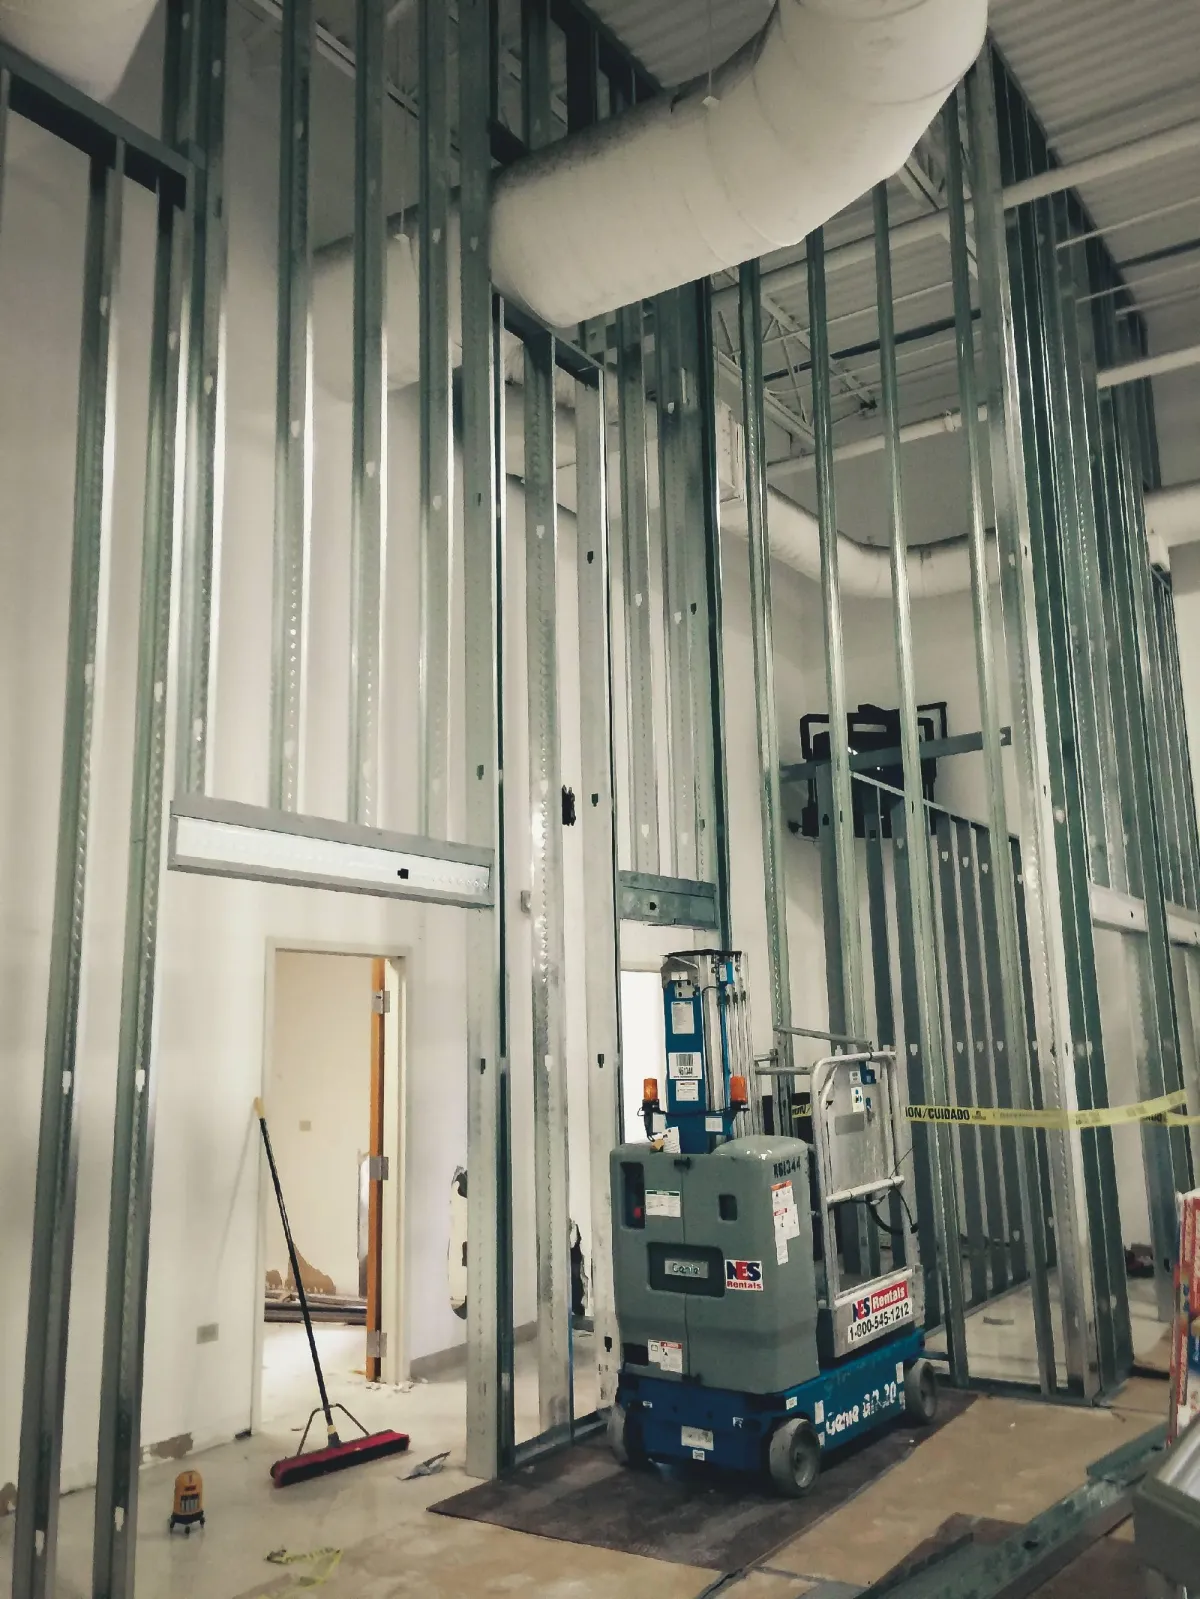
[[315, 0, 988, 390], [720, 483, 1000, 600], [0, 0, 157, 101], [492, 0, 989, 327]]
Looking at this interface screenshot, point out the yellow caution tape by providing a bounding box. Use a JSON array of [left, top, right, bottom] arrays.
[[263, 1548, 343, 1591], [905, 1088, 1200, 1129]]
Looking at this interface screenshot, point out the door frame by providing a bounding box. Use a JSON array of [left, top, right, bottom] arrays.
[[252, 938, 410, 1434]]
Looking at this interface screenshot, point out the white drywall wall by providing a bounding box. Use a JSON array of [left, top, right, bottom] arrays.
[[265, 952, 374, 1297]]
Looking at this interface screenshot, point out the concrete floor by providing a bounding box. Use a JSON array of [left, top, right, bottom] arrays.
[[926, 1269, 1167, 1385], [0, 1323, 1171, 1598]]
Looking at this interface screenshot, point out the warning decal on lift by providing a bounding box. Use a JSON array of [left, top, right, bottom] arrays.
[[648, 1338, 683, 1374], [668, 1052, 702, 1079], [645, 1189, 681, 1219], [675, 1080, 700, 1103], [670, 1001, 696, 1035], [725, 1259, 764, 1291], [681, 1425, 713, 1452], [771, 1179, 801, 1265], [848, 1280, 913, 1343]]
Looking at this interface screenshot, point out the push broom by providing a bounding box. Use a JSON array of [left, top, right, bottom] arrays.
[[255, 1099, 409, 1485]]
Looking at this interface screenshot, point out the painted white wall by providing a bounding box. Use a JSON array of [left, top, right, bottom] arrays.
[[265, 952, 374, 1297]]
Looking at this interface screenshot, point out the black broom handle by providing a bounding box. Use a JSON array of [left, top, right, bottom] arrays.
[[255, 1099, 339, 1442]]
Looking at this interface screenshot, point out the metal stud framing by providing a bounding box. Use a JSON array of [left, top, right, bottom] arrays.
[[270, 0, 314, 812], [944, 87, 1054, 1391], [174, 0, 228, 799], [739, 261, 794, 1079], [806, 227, 866, 1044], [969, 49, 1111, 1394], [14, 146, 125, 1599], [459, 0, 509, 1480], [576, 370, 622, 1411], [523, 330, 573, 1442], [348, 0, 387, 827], [874, 185, 967, 1381], [617, 300, 660, 872], [418, 0, 453, 837], [92, 173, 185, 1599]]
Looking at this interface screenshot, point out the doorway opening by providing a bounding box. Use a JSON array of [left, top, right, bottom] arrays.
[[259, 948, 405, 1429]]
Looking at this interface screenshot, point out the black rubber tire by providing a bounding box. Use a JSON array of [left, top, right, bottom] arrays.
[[608, 1401, 642, 1466], [904, 1358, 938, 1425], [767, 1417, 822, 1498]]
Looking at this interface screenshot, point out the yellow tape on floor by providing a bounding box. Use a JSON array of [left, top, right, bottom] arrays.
[[904, 1088, 1200, 1129]]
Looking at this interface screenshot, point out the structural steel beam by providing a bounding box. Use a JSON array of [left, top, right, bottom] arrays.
[[751, 117, 1200, 302], [348, 0, 387, 827], [943, 88, 1054, 1392], [1097, 341, 1200, 389], [270, 0, 314, 812], [15, 147, 124, 1599]]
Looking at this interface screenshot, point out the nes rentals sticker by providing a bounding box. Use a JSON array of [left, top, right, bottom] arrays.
[[645, 1189, 682, 1219], [648, 1338, 683, 1374], [848, 1279, 913, 1343], [681, 1426, 713, 1452], [725, 1259, 764, 1292], [668, 1051, 702, 1080]]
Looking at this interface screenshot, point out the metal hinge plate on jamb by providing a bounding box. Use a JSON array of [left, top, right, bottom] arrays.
[[372, 989, 391, 1014], [366, 1330, 386, 1357], [368, 1155, 390, 1181]]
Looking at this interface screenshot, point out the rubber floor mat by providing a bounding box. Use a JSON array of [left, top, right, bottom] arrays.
[[430, 1391, 975, 1573]]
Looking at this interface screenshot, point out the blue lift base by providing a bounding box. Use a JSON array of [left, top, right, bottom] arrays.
[[616, 1327, 926, 1477]]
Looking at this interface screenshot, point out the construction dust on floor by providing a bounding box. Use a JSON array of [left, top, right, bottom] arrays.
[[0, 1363, 1171, 1599]]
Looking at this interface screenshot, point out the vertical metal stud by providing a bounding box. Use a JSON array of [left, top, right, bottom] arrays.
[[657, 289, 700, 880], [971, 825, 1029, 1287], [617, 301, 659, 872], [807, 228, 866, 1041], [174, 0, 228, 797], [945, 87, 1055, 1390], [956, 821, 1010, 1297], [270, 0, 315, 812], [348, 0, 387, 826], [874, 186, 967, 1378], [0, 65, 10, 232], [576, 372, 621, 1411], [92, 181, 185, 1599], [968, 54, 1103, 1394], [739, 261, 794, 1079], [523, 332, 572, 1441], [459, 0, 507, 1480], [696, 281, 733, 942], [889, 797, 942, 1322], [418, 0, 453, 837], [14, 147, 124, 1599]]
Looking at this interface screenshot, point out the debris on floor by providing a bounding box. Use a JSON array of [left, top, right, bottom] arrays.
[[265, 1546, 343, 1589], [405, 1451, 450, 1480]]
